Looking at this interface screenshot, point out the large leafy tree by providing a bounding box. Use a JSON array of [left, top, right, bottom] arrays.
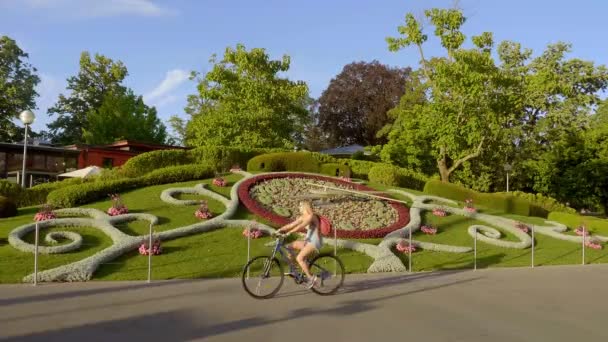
[[47, 52, 128, 145], [185, 44, 309, 148], [0, 36, 40, 142], [384, 9, 519, 182], [82, 89, 168, 145], [317, 61, 411, 146]]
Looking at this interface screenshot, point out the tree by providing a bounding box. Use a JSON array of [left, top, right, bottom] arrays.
[[167, 115, 187, 146], [302, 99, 331, 151], [82, 89, 168, 145], [384, 9, 519, 182], [317, 61, 411, 146], [185, 44, 309, 148], [0, 36, 40, 142], [47, 52, 128, 145]]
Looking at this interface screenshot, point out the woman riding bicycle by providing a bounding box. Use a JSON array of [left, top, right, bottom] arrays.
[[275, 200, 323, 288]]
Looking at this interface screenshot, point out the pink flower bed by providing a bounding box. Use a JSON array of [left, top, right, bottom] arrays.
[[237, 173, 410, 239], [107, 194, 128, 216], [230, 165, 242, 172], [396, 240, 416, 253], [243, 227, 264, 239], [194, 201, 213, 219], [139, 240, 162, 255], [339, 176, 352, 182], [463, 199, 476, 213], [212, 178, 227, 187], [34, 204, 56, 221], [432, 208, 447, 217], [421, 225, 438, 235], [515, 222, 529, 233], [585, 241, 603, 250], [575, 226, 590, 236]]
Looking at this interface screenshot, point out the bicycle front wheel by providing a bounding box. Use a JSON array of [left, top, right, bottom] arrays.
[[241, 256, 284, 299], [309, 254, 345, 295]]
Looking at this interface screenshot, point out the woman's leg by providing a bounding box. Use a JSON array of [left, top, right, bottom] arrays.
[[286, 240, 306, 272], [296, 243, 318, 279]]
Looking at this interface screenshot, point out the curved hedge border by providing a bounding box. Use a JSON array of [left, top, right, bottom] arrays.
[[237, 172, 410, 238]]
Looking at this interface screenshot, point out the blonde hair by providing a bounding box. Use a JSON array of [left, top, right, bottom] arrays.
[[299, 200, 313, 214]]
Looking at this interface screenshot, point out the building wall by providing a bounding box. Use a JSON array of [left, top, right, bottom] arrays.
[[79, 149, 137, 169]]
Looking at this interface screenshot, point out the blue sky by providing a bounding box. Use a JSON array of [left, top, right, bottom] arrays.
[[1, 0, 607, 135]]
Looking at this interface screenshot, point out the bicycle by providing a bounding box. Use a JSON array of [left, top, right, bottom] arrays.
[[241, 233, 345, 299]]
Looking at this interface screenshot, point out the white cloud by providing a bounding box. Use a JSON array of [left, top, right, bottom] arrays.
[[11, 0, 175, 17], [144, 69, 190, 107]]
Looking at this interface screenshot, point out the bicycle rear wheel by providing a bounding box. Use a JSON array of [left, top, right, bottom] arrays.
[[309, 254, 345, 295], [241, 256, 284, 299]]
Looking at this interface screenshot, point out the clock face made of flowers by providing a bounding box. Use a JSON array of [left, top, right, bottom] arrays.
[[237, 173, 410, 238]]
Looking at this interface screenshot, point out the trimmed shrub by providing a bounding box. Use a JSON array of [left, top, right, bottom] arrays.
[[247, 152, 319, 173], [190, 146, 285, 172], [423, 180, 530, 216], [319, 163, 351, 177], [0, 195, 18, 218], [368, 164, 428, 191], [336, 159, 377, 179], [499, 191, 576, 217], [47, 164, 215, 208], [121, 149, 193, 177], [548, 212, 608, 233], [0, 180, 21, 199], [309, 152, 338, 164]]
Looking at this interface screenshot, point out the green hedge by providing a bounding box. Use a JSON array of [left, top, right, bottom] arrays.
[[423, 180, 530, 216], [309, 152, 339, 164], [319, 163, 351, 177], [247, 152, 319, 173], [47, 164, 215, 208], [0, 195, 18, 218], [499, 191, 576, 217], [190, 146, 285, 172], [337, 159, 377, 179], [121, 149, 193, 177], [548, 212, 608, 233], [0, 180, 21, 199], [367, 164, 428, 191], [17, 178, 86, 207]]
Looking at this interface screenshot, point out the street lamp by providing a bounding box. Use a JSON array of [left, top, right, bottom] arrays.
[[503, 163, 512, 193], [19, 110, 35, 188]]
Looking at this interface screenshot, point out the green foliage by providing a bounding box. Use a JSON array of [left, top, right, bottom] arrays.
[[121, 149, 193, 177], [246, 152, 319, 173], [82, 89, 168, 145], [337, 159, 378, 179], [47, 51, 129, 144], [47, 164, 215, 208], [17, 178, 85, 207], [186, 44, 309, 148], [548, 212, 608, 232], [0, 180, 21, 199], [190, 146, 285, 172], [309, 152, 338, 164], [423, 180, 530, 216], [319, 163, 351, 177], [0, 196, 17, 218], [368, 164, 428, 190], [351, 151, 366, 160], [0, 35, 40, 142], [500, 191, 576, 217]]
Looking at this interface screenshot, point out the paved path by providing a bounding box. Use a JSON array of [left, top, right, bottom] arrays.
[[1, 265, 608, 342]]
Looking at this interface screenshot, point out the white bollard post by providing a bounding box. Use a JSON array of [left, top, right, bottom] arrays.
[[246, 225, 251, 279], [147, 223, 152, 283], [582, 227, 585, 266], [334, 227, 337, 276], [474, 228, 477, 271], [408, 227, 412, 273], [531, 225, 535, 268], [34, 222, 39, 286]]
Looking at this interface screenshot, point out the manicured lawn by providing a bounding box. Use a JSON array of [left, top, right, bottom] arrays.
[[0, 172, 606, 283]]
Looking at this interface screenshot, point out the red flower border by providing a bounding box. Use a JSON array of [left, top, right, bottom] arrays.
[[237, 173, 410, 239]]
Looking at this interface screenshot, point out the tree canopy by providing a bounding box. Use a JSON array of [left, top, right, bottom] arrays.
[[317, 61, 411, 146], [185, 44, 309, 148], [0, 36, 40, 142]]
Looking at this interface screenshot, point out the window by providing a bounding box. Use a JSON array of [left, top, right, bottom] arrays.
[[102, 157, 114, 168]]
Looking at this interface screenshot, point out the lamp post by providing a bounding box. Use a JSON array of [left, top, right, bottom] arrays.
[[503, 163, 512, 193], [19, 110, 35, 188]]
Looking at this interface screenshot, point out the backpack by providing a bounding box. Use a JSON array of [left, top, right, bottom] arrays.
[[318, 215, 332, 236]]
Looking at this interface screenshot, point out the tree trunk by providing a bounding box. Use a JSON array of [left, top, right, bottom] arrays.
[[436, 139, 485, 183], [437, 156, 450, 182]]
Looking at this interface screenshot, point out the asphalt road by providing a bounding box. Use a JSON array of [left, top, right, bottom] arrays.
[[1, 265, 608, 342]]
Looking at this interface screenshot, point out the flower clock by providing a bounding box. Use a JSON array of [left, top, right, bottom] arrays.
[[34, 204, 57, 221], [107, 194, 128, 216]]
